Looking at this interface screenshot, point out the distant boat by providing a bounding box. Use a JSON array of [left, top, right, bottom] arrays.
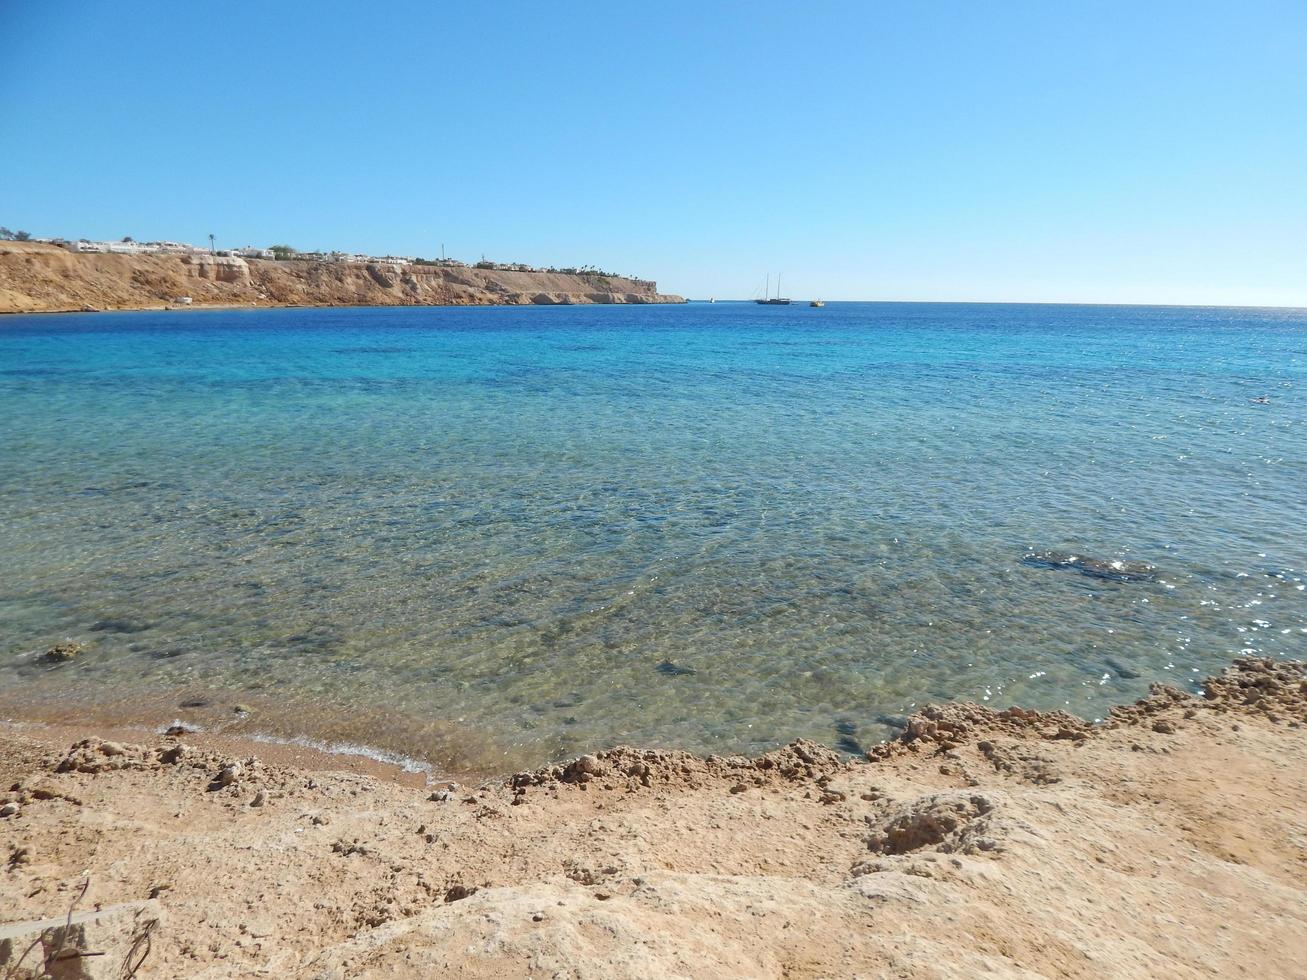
[[755, 273, 791, 305], [809, 299, 825, 308], [709, 297, 715, 303]]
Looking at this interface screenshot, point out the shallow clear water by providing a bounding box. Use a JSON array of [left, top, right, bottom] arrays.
[[1, 302, 1304, 771]]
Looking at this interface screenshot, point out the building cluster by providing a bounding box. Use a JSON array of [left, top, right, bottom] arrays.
[[472, 261, 641, 282], [295, 251, 468, 267], [53, 239, 455, 267], [38, 236, 640, 281], [57, 239, 274, 259]]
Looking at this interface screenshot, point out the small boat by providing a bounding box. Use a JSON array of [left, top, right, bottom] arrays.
[[755, 273, 791, 305], [809, 299, 825, 308]]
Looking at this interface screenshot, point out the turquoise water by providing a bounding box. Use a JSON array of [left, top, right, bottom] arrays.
[[1, 302, 1304, 771]]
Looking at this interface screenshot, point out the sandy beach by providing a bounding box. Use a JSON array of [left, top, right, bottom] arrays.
[[2, 656, 1304, 978]]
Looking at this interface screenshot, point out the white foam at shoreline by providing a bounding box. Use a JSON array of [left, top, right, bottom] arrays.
[[243, 731, 435, 776], [4, 716, 436, 778]]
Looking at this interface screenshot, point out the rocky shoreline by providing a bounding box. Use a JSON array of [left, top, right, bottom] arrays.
[[0, 241, 685, 314], [2, 656, 1304, 977]]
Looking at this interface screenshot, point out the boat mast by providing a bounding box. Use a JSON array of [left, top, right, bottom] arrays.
[[777, 273, 782, 299], [765, 273, 769, 300]]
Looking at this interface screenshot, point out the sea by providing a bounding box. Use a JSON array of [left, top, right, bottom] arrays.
[[1, 301, 1303, 773]]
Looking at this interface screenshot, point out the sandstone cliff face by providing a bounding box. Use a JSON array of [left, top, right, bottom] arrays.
[[0, 243, 684, 314], [180, 253, 252, 285]]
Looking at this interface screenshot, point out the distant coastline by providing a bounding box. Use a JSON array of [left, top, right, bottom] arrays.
[[0, 241, 684, 314]]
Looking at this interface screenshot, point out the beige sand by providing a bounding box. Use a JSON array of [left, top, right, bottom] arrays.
[[2, 657, 1305, 978]]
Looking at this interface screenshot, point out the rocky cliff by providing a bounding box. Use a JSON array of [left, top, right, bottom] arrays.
[[0, 242, 684, 314]]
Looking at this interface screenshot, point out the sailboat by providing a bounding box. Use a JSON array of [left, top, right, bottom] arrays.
[[755, 273, 791, 305]]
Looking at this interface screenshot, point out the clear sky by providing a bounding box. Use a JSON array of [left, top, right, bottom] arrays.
[[2, 1, 1305, 305]]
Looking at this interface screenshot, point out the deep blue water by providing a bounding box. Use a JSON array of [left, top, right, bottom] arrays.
[[1, 302, 1304, 771]]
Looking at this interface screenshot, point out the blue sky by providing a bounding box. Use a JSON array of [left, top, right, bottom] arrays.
[[2, 0, 1304, 304]]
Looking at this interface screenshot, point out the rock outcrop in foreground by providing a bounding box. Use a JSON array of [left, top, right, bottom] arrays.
[[1, 657, 1305, 978], [0, 242, 683, 314]]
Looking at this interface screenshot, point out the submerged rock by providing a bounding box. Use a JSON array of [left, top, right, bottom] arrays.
[[835, 736, 866, 755], [1021, 551, 1158, 582], [41, 641, 84, 664], [655, 660, 697, 677], [834, 718, 865, 754], [1105, 657, 1143, 680]]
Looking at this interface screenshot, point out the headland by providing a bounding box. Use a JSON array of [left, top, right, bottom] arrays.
[[0, 241, 683, 314]]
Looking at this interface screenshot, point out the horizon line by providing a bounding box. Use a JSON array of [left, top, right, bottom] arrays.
[[692, 298, 1307, 312]]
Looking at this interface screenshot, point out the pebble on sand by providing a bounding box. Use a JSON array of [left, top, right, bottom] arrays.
[[217, 763, 243, 787]]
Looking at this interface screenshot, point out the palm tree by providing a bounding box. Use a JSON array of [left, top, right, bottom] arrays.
[[209, 233, 216, 255]]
